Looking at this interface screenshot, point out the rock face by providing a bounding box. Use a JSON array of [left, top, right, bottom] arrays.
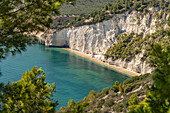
[[39, 29, 69, 47], [38, 8, 169, 74]]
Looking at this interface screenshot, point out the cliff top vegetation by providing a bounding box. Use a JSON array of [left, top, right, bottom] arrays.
[[59, 0, 116, 15], [53, 0, 170, 31]]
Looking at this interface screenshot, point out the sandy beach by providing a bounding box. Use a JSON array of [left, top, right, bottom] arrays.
[[63, 48, 140, 77]]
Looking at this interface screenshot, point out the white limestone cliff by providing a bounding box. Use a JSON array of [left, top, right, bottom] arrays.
[[38, 8, 169, 75]]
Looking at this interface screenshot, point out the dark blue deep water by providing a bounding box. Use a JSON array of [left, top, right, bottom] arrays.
[[0, 44, 129, 109]]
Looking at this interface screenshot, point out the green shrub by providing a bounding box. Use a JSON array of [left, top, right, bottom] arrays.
[[68, 99, 75, 107], [123, 76, 140, 85], [104, 99, 114, 107], [103, 107, 110, 113], [111, 81, 120, 92], [128, 93, 139, 106], [97, 99, 105, 108], [93, 109, 98, 113], [87, 90, 96, 101], [124, 84, 136, 93], [115, 104, 124, 112]]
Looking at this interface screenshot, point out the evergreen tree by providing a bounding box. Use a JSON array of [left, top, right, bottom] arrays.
[[68, 99, 75, 108], [129, 102, 151, 113], [128, 93, 139, 106], [116, 0, 120, 10], [112, 6, 116, 14], [87, 90, 96, 102], [0, 0, 75, 60], [141, 0, 144, 5], [0, 1, 74, 111], [76, 16, 81, 21], [133, 0, 137, 9], [146, 44, 170, 113], [0, 67, 58, 112], [116, 0, 120, 3], [125, 0, 128, 10], [123, 0, 125, 4], [129, 44, 170, 113], [160, 0, 165, 9], [152, 0, 156, 7], [104, 5, 109, 11]]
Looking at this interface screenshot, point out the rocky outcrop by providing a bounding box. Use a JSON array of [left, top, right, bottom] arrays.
[[38, 8, 169, 75], [38, 29, 69, 47], [107, 51, 153, 74]]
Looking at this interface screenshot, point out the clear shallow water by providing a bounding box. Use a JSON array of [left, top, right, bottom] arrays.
[[0, 44, 129, 109]]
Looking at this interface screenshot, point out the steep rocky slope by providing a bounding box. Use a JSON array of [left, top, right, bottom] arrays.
[[57, 43, 170, 113], [38, 7, 169, 75], [57, 73, 153, 113]]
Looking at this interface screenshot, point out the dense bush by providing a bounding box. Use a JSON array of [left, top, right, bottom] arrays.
[[123, 76, 141, 85], [87, 90, 96, 102], [111, 81, 120, 92], [101, 88, 109, 95], [124, 84, 136, 93], [114, 104, 124, 112], [128, 93, 139, 106], [104, 99, 115, 107], [97, 99, 105, 108]]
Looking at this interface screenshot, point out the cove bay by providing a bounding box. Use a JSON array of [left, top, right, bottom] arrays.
[[0, 44, 129, 109]]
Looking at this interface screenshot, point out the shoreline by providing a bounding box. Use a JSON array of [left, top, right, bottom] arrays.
[[63, 48, 140, 77]]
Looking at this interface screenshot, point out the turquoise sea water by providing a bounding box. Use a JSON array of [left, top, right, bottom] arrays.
[[0, 44, 129, 109]]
